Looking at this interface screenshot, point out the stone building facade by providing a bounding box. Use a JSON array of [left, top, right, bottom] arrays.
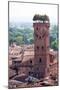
[[33, 15, 50, 78]]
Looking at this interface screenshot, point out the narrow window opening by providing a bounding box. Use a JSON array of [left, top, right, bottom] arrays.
[[30, 60, 32, 64], [39, 58, 41, 63], [41, 46, 44, 49], [29, 72, 31, 75], [36, 27, 38, 30], [37, 46, 39, 49], [39, 36, 41, 39]]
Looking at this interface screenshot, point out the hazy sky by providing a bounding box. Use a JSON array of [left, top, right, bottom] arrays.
[[9, 2, 58, 24]]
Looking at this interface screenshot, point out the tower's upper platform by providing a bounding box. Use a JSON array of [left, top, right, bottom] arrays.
[[33, 14, 50, 23], [33, 14, 50, 27]]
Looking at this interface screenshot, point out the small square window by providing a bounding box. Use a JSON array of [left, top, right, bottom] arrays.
[[37, 46, 39, 49], [39, 36, 41, 39], [30, 60, 32, 64]]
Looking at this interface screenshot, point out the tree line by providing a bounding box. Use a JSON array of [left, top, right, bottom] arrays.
[[9, 24, 58, 51]]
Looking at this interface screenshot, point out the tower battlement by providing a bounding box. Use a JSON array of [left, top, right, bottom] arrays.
[[33, 14, 50, 28]]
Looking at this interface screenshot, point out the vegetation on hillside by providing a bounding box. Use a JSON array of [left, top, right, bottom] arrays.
[[9, 25, 34, 45], [9, 23, 58, 51], [50, 25, 58, 50]]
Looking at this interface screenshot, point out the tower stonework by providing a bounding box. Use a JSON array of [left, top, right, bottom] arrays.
[[33, 15, 50, 78]]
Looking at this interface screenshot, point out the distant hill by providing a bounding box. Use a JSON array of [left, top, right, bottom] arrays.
[[9, 22, 34, 45]]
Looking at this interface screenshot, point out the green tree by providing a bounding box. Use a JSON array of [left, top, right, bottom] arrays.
[[51, 40, 58, 50], [30, 38, 34, 44], [16, 36, 24, 45]]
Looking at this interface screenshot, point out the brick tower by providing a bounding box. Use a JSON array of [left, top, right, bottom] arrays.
[[33, 15, 50, 78]]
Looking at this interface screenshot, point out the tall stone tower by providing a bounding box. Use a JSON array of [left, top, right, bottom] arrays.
[[33, 15, 50, 78]]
